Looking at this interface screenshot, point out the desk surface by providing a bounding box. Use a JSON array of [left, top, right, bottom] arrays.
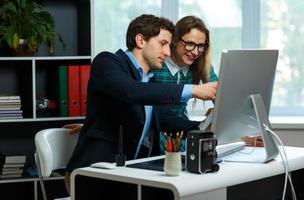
[[71, 146, 304, 199]]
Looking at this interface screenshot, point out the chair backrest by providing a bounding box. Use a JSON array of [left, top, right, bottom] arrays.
[[35, 128, 79, 177]]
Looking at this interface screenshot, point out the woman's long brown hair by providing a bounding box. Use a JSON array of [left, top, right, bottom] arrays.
[[171, 16, 212, 84]]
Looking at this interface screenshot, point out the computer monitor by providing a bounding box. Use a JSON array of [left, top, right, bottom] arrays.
[[211, 49, 279, 162]]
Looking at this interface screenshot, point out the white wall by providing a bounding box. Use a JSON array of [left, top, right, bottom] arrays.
[[274, 129, 304, 148]]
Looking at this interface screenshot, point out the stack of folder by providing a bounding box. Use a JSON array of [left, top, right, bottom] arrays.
[[58, 65, 91, 117]]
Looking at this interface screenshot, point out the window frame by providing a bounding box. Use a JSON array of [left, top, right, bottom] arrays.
[[163, 0, 302, 118]]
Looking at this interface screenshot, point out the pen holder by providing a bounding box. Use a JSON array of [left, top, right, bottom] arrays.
[[164, 151, 182, 176]]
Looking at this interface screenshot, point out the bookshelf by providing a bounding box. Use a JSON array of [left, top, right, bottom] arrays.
[[0, 0, 91, 199]]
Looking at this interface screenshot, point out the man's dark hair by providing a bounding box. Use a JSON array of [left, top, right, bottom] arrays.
[[126, 14, 174, 50]]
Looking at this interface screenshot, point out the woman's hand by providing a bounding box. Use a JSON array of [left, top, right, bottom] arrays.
[[241, 135, 264, 147], [63, 123, 83, 134]]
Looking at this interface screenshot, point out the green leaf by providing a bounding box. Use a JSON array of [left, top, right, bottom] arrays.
[[5, 27, 15, 48], [12, 33, 19, 49]]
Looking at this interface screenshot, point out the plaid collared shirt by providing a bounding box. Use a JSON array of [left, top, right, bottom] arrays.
[[152, 61, 218, 153]]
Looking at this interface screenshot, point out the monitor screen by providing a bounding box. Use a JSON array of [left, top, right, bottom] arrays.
[[211, 49, 279, 147]]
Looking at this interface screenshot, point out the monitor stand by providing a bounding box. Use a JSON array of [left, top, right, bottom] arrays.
[[251, 94, 279, 162], [221, 94, 279, 163]]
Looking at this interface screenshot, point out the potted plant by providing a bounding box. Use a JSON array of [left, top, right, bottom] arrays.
[[0, 0, 65, 56]]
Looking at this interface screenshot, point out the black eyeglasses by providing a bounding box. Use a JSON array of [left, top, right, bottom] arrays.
[[180, 38, 208, 53]]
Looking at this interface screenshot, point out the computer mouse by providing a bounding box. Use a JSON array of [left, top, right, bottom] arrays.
[[90, 162, 116, 169]]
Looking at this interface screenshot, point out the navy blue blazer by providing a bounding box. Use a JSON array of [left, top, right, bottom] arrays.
[[66, 49, 199, 172]]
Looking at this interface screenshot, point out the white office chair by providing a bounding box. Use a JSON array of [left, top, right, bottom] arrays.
[[34, 128, 79, 200]]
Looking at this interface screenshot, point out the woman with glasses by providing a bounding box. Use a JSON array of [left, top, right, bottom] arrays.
[[153, 15, 218, 154]]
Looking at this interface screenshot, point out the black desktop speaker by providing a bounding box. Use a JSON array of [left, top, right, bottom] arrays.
[[186, 130, 219, 174]]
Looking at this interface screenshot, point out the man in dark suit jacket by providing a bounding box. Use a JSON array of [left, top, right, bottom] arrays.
[[65, 14, 217, 193]]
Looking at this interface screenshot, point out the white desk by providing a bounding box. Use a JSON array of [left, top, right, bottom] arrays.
[[71, 146, 304, 200]]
